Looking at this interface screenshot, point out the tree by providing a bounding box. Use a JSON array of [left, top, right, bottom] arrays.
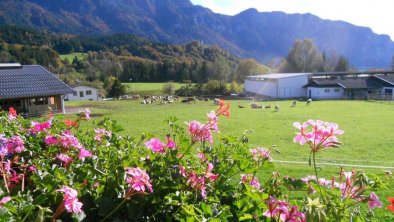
[[282, 39, 323, 73], [335, 55, 350, 71], [234, 59, 270, 83], [162, 82, 176, 95], [108, 78, 126, 99]]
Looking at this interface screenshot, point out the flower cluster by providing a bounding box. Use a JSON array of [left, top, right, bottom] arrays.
[[187, 100, 230, 144], [263, 196, 305, 222], [79, 108, 91, 120], [178, 163, 218, 199], [125, 167, 153, 195], [250, 147, 272, 162], [240, 174, 261, 189], [57, 186, 83, 213], [8, 107, 17, 121], [145, 137, 176, 153], [94, 128, 112, 142], [293, 120, 344, 152]]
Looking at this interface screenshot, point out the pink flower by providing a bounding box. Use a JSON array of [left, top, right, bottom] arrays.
[[368, 192, 382, 209], [44, 135, 59, 145], [125, 167, 153, 193], [293, 120, 343, 152], [263, 197, 305, 222], [0, 196, 11, 208], [241, 174, 261, 189], [198, 152, 207, 162], [57, 154, 73, 167], [250, 147, 272, 162], [187, 120, 213, 144], [31, 121, 51, 133], [80, 108, 91, 120], [57, 186, 83, 213], [8, 107, 17, 120], [166, 137, 176, 149], [205, 163, 218, 181], [207, 111, 218, 131], [145, 138, 166, 153], [59, 131, 83, 149], [78, 148, 92, 160], [6, 136, 25, 154], [28, 165, 37, 172], [94, 128, 112, 142]]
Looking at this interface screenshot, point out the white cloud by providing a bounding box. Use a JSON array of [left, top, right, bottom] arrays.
[[191, 0, 394, 40]]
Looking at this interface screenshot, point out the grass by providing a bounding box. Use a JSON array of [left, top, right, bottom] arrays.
[[123, 82, 185, 95], [65, 99, 394, 220], [59, 53, 87, 62]]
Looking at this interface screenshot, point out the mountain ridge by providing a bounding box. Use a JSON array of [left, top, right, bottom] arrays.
[[0, 0, 393, 68]]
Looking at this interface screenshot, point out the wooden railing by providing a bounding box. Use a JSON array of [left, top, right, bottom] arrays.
[[27, 104, 58, 117]]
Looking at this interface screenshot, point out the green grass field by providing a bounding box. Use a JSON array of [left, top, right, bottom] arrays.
[[123, 82, 185, 95], [59, 53, 87, 62], [65, 99, 394, 219]]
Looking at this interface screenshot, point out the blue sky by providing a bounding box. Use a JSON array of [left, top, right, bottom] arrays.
[[190, 0, 394, 40]]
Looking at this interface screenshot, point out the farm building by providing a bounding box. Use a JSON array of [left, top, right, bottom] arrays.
[[0, 63, 74, 116], [244, 73, 312, 99], [65, 85, 101, 101], [245, 71, 394, 100]]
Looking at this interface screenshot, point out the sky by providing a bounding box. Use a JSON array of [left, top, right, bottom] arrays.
[[190, 0, 394, 40]]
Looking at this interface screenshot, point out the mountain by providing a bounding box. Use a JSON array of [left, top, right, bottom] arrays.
[[0, 0, 393, 69]]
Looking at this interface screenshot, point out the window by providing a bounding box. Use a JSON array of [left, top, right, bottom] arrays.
[[73, 92, 77, 96], [86, 90, 92, 95], [324, 89, 330, 93], [385, 88, 393, 95], [334, 89, 340, 92], [79, 91, 84, 97]]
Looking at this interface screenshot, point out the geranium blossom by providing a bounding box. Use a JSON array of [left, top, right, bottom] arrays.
[[185, 163, 218, 199], [293, 120, 343, 152], [144, 138, 166, 153], [125, 167, 153, 193], [216, 100, 230, 118], [263, 196, 305, 222], [94, 128, 112, 141], [57, 154, 73, 167], [240, 174, 261, 189], [8, 107, 17, 120], [207, 111, 218, 131], [59, 131, 83, 149], [57, 186, 83, 213], [250, 147, 272, 162], [187, 120, 213, 144], [368, 192, 382, 209], [386, 197, 394, 213], [80, 108, 91, 120], [64, 119, 79, 128], [166, 136, 176, 149], [6, 136, 25, 154], [31, 120, 52, 133], [44, 135, 59, 145], [0, 196, 11, 208], [78, 148, 93, 160]]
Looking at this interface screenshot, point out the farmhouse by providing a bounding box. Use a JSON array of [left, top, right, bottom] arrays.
[[245, 71, 394, 100], [65, 85, 101, 101], [0, 63, 74, 116]]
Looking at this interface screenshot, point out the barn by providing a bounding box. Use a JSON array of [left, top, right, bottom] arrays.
[[244, 73, 311, 99], [65, 85, 101, 101]]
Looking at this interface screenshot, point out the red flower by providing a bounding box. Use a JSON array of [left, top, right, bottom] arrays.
[[216, 100, 230, 118], [64, 119, 79, 128], [386, 197, 394, 213], [8, 107, 17, 120]]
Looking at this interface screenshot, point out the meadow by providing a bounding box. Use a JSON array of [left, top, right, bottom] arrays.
[[64, 99, 394, 219], [123, 82, 185, 95]]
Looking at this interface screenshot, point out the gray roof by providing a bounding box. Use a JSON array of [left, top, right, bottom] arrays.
[[0, 65, 74, 99], [305, 76, 392, 89], [248, 73, 311, 80]]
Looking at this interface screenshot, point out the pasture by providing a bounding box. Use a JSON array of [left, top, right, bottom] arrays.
[[65, 99, 394, 219], [123, 82, 185, 95]]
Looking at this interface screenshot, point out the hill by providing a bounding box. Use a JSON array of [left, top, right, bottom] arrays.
[[0, 0, 393, 68]]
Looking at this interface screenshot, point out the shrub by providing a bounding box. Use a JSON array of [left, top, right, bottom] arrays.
[[0, 103, 390, 221]]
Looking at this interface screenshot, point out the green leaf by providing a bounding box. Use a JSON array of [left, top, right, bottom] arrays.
[[201, 203, 212, 217]]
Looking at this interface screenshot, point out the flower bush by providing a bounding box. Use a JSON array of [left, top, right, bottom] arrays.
[[0, 102, 391, 221]]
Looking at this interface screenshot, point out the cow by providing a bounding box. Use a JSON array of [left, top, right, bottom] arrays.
[[306, 98, 312, 106], [291, 101, 297, 107], [275, 105, 280, 111]]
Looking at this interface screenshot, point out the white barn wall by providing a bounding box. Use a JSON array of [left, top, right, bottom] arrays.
[[244, 79, 278, 98], [307, 87, 344, 99], [277, 75, 309, 98], [65, 86, 100, 101]]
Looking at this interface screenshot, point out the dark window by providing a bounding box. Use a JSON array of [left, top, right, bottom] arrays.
[[86, 90, 92, 95], [79, 91, 84, 97], [334, 89, 340, 92], [324, 89, 330, 93], [73, 92, 77, 96], [385, 89, 393, 95]]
